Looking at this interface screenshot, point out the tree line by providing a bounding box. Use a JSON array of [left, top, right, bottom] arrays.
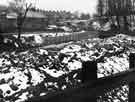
[[96, 0, 135, 32]]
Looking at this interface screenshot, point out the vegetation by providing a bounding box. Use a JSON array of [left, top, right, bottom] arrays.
[[8, 0, 32, 40], [96, 0, 135, 32]]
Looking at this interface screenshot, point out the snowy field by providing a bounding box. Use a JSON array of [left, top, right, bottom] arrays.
[[0, 34, 134, 102], [11, 31, 95, 46]]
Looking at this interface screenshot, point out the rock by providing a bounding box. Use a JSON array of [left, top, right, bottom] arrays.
[[0, 79, 6, 84], [0, 89, 3, 98], [6, 90, 11, 94], [10, 84, 19, 91]]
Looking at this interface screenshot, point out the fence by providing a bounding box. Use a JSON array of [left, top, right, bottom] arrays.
[[27, 53, 135, 102], [42, 31, 98, 46]]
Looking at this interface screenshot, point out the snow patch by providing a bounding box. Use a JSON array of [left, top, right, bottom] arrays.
[[43, 68, 65, 78]]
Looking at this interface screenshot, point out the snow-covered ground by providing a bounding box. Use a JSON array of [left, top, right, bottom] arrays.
[[13, 32, 81, 38], [12, 31, 86, 46], [0, 34, 135, 102]]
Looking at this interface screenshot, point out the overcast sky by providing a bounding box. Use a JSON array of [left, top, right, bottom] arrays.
[[1, 0, 98, 15]]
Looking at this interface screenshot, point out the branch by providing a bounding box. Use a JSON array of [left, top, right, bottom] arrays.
[[22, 3, 32, 21], [18, 3, 32, 27]]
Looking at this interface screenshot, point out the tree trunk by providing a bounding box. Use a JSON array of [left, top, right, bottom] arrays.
[[17, 26, 22, 40], [17, 14, 22, 40], [17, 23, 22, 48], [116, 15, 120, 31], [123, 16, 129, 31]]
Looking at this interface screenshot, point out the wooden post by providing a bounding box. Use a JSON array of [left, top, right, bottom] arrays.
[[129, 53, 135, 102], [82, 61, 97, 102], [82, 61, 97, 83]]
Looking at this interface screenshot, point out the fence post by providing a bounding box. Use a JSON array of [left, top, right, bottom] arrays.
[[129, 53, 135, 102], [82, 61, 97, 83], [82, 61, 97, 102]]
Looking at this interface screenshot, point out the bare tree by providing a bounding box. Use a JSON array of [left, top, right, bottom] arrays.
[[8, 0, 32, 40], [97, 0, 104, 17], [96, 0, 135, 32]]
